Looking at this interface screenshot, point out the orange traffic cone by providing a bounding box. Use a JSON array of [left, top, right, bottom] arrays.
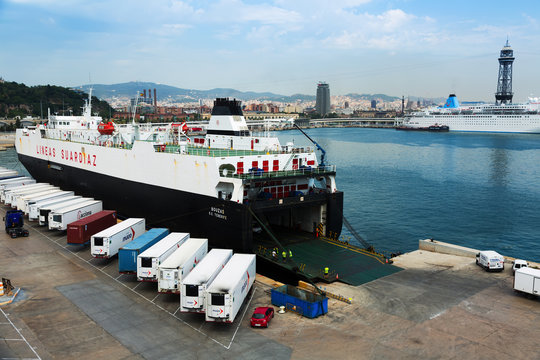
[[336, 273, 339, 280], [0, 281, 3, 296]]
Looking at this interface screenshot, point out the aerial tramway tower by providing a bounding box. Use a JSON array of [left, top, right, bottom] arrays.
[[495, 39, 514, 104]]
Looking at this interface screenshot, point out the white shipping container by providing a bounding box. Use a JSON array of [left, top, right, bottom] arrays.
[[513, 267, 540, 296], [158, 238, 208, 293], [91, 218, 145, 258], [0, 178, 36, 196], [2, 182, 48, 202], [9, 185, 58, 208], [29, 195, 81, 221], [0, 176, 33, 188], [0, 179, 36, 198], [0, 170, 18, 178], [4, 184, 54, 205], [205, 254, 256, 323], [38, 197, 93, 225], [23, 190, 75, 215], [137, 232, 189, 282], [181, 249, 233, 313], [16, 189, 64, 212], [48, 200, 103, 230]]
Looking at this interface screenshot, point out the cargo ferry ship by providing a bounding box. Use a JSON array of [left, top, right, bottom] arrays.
[[15, 94, 343, 257]]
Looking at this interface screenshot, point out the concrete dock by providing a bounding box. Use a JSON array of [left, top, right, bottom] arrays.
[[1, 207, 539, 359]]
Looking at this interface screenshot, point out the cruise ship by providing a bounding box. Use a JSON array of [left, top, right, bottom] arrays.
[[400, 94, 540, 133], [15, 93, 343, 255], [400, 40, 540, 133]]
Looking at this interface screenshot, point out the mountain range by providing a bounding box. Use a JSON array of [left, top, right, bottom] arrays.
[[78, 81, 405, 103]]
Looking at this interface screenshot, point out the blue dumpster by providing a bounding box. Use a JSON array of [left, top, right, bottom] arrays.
[[271, 285, 328, 318]]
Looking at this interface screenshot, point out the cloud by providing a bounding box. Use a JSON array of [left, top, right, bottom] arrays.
[[40, 16, 56, 25]]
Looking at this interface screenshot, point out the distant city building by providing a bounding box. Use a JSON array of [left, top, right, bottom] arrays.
[[344, 101, 349, 109], [315, 82, 330, 116], [370, 100, 377, 109]]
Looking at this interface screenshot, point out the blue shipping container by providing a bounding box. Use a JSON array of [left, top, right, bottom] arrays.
[[271, 285, 328, 319], [118, 228, 169, 273]]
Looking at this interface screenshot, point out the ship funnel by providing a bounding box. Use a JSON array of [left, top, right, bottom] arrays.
[[442, 94, 460, 108]]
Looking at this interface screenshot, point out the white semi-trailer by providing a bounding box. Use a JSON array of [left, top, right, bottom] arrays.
[[0, 170, 18, 178], [16, 189, 64, 211], [2, 182, 48, 202], [0, 179, 37, 199], [48, 200, 103, 230], [38, 197, 93, 226], [158, 238, 208, 293], [181, 248, 233, 313], [137, 232, 189, 282], [514, 267, 540, 297], [205, 254, 256, 323], [91, 218, 146, 259], [4, 184, 55, 205], [23, 190, 75, 215], [9, 185, 58, 208], [29, 195, 81, 221], [0, 177, 35, 191]]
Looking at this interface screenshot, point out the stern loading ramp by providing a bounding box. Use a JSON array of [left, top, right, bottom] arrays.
[[253, 221, 402, 286]]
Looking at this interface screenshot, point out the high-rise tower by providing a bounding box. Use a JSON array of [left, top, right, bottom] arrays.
[[316, 82, 330, 116], [495, 39, 515, 104]]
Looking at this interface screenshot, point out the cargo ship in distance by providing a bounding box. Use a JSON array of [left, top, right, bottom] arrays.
[[15, 94, 343, 259]]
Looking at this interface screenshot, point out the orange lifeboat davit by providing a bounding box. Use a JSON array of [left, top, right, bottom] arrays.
[[98, 121, 115, 135]]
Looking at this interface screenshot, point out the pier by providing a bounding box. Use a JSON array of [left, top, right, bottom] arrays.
[[1, 201, 539, 360]]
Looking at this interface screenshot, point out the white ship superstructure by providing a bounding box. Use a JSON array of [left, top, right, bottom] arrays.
[[401, 94, 540, 133], [16, 95, 343, 252]]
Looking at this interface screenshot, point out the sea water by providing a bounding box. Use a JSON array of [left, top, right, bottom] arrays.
[[277, 127, 540, 262], [2, 128, 540, 261]]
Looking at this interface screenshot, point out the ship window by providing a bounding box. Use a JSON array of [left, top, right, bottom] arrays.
[[185, 285, 199, 297], [211, 293, 225, 305], [141, 257, 153, 268]]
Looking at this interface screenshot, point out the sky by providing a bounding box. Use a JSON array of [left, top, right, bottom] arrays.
[[1, 0, 540, 101]]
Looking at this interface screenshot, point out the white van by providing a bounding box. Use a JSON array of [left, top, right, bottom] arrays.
[[476, 250, 504, 271]]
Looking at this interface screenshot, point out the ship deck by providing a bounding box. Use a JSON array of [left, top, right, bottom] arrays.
[[253, 229, 402, 286]]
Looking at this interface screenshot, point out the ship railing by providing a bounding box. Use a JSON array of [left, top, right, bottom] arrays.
[[153, 144, 314, 157], [223, 165, 336, 179]]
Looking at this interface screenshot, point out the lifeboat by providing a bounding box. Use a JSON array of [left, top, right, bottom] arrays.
[[171, 122, 189, 133], [98, 121, 115, 135]]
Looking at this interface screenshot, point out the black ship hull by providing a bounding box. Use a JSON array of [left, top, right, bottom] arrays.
[[18, 154, 343, 253]]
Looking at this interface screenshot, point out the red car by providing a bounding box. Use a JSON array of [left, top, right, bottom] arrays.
[[250, 307, 274, 328]]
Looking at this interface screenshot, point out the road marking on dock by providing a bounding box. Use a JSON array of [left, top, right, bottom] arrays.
[[31, 225, 234, 350], [0, 308, 42, 360]]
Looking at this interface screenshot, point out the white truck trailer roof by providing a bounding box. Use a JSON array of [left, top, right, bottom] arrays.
[[207, 254, 256, 293], [50, 200, 101, 215], [139, 232, 190, 258], [160, 238, 208, 269], [182, 249, 233, 286], [0, 176, 31, 185], [92, 218, 145, 238]]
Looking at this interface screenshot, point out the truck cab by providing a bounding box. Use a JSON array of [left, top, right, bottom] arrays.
[[512, 259, 529, 273], [4, 210, 29, 238]]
